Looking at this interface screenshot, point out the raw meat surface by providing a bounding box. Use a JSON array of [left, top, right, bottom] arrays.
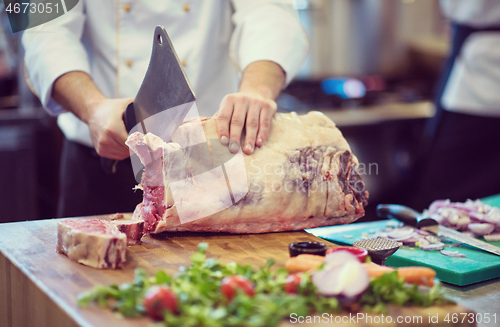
[[112, 219, 145, 245], [127, 112, 368, 234], [56, 219, 127, 269]]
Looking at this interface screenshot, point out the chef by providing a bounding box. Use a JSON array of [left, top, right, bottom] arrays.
[[413, 0, 500, 210], [22, 1, 308, 218]]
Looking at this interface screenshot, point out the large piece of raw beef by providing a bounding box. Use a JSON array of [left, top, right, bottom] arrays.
[[56, 219, 127, 269], [127, 111, 368, 234]]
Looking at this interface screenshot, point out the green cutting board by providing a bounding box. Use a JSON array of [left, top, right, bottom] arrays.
[[307, 195, 500, 287], [482, 193, 500, 207]]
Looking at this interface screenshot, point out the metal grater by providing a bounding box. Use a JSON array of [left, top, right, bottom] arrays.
[[353, 238, 402, 265]]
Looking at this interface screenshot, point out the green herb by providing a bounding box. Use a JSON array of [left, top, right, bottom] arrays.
[[77, 244, 452, 326]]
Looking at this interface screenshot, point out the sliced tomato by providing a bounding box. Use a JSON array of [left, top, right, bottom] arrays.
[[143, 285, 178, 321], [221, 275, 255, 302], [284, 274, 302, 294], [326, 247, 368, 263]]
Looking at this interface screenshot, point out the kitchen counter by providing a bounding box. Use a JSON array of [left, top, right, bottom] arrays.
[[319, 101, 435, 127], [442, 278, 500, 327], [0, 216, 478, 327]]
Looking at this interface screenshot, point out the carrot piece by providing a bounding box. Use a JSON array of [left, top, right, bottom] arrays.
[[362, 263, 436, 287], [362, 262, 394, 278], [286, 256, 437, 287], [285, 254, 324, 273], [396, 266, 436, 287]]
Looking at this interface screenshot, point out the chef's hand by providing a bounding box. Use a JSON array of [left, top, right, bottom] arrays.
[[51, 71, 132, 160], [216, 61, 285, 155], [216, 91, 277, 155], [87, 98, 133, 160]]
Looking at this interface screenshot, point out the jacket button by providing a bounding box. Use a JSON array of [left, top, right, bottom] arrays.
[[183, 4, 190, 12], [125, 60, 133, 68], [123, 4, 131, 12], [181, 60, 187, 67]]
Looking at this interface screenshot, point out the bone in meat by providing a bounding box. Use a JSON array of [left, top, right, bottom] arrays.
[[127, 111, 369, 234]]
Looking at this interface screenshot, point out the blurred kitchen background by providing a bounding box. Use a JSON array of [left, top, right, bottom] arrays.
[[0, 0, 449, 223]]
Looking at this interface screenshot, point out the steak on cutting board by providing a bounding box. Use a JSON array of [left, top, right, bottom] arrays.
[[56, 219, 127, 269], [112, 219, 144, 245], [127, 111, 369, 234]]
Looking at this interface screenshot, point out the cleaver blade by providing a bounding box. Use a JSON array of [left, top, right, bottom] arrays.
[[423, 224, 500, 257], [102, 25, 196, 174]]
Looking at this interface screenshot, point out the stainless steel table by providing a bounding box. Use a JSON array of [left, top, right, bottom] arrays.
[[442, 278, 500, 327]]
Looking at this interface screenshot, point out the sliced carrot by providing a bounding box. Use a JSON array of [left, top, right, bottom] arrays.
[[362, 262, 395, 278], [362, 262, 436, 287], [396, 266, 436, 287], [286, 255, 437, 287], [285, 254, 324, 273]]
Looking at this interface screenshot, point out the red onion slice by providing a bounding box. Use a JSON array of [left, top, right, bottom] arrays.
[[484, 207, 500, 225], [425, 235, 441, 244], [442, 208, 461, 225], [456, 216, 471, 230], [468, 223, 495, 236], [312, 265, 342, 296], [324, 250, 359, 267], [401, 237, 420, 246], [441, 250, 466, 258], [468, 211, 485, 222], [415, 229, 431, 236], [387, 228, 414, 240], [426, 199, 500, 237], [428, 199, 450, 215], [341, 262, 370, 298], [484, 233, 500, 242], [312, 253, 369, 298], [420, 242, 444, 251], [418, 239, 430, 248]]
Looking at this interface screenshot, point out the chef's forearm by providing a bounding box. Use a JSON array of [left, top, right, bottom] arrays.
[[239, 61, 286, 100], [52, 71, 106, 124]]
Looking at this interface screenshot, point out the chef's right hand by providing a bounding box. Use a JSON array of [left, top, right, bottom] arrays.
[[87, 98, 133, 160]]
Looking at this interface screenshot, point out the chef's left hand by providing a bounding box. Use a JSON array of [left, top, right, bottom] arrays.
[[216, 91, 277, 155], [216, 61, 285, 155]]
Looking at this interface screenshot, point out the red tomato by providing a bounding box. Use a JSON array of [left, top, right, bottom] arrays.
[[326, 247, 368, 263], [143, 285, 178, 321], [221, 275, 255, 302], [285, 274, 302, 294]]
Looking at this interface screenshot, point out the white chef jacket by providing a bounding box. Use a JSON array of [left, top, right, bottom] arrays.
[[22, 0, 308, 147], [440, 0, 500, 117]]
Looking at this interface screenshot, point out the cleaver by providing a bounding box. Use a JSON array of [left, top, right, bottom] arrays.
[[377, 204, 500, 256], [101, 25, 196, 174]]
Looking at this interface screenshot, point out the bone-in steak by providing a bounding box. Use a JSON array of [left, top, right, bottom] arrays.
[[112, 219, 144, 245], [56, 219, 127, 269]]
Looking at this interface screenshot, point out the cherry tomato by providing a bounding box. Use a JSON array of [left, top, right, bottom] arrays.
[[285, 274, 302, 294], [143, 285, 178, 321], [221, 275, 255, 302], [326, 247, 368, 263]]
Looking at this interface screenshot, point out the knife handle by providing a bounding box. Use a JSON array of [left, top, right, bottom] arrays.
[[376, 204, 421, 227], [100, 157, 118, 174], [376, 204, 438, 229]]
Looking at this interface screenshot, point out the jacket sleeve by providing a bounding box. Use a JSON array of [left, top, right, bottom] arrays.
[[22, 2, 90, 116], [229, 0, 309, 87]]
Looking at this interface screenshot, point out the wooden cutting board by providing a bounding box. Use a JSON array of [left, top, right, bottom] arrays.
[[0, 217, 475, 327]]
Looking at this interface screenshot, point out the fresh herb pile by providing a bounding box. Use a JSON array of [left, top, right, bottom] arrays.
[[77, 243, 451, 326]]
